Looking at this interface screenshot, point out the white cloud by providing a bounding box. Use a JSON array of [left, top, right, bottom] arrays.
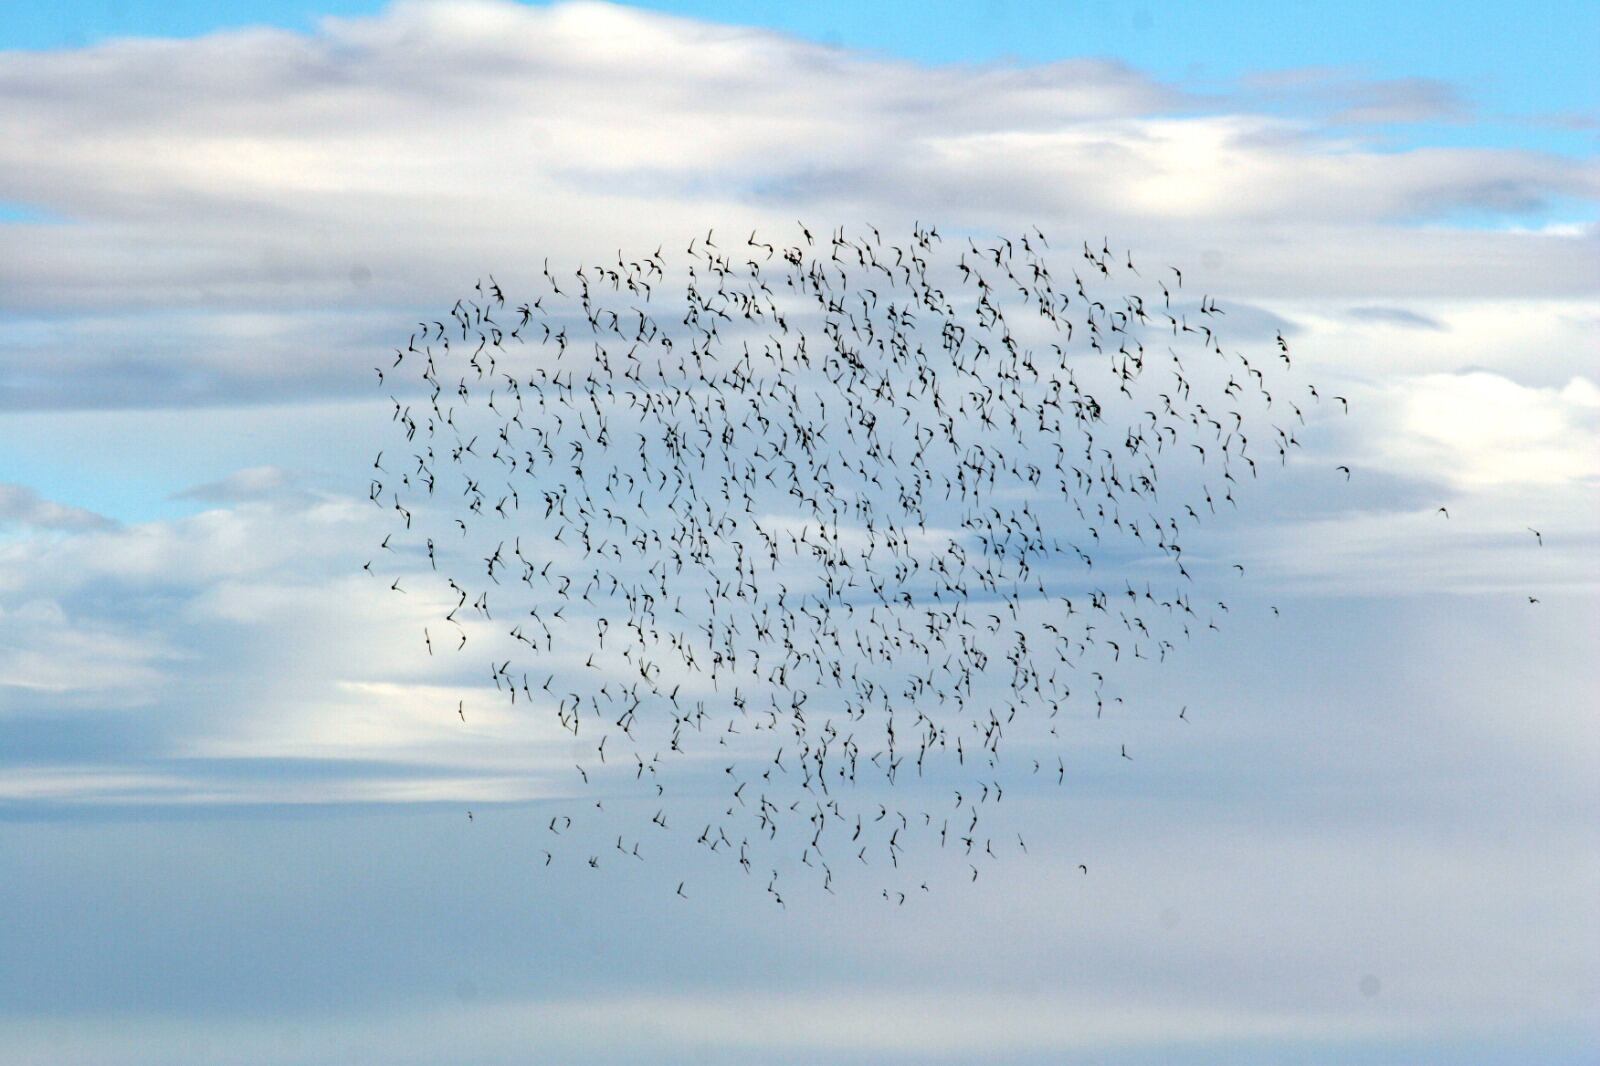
[[1390, 371, 1600, 488], [0, 0, 1589, 810], [0, 1, 1592, 359], [0, 601, 172, 697]]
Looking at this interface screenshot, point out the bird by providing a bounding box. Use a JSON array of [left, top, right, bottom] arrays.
[[1528, 528, 1542, 545], [369, 222, 1351, 901]]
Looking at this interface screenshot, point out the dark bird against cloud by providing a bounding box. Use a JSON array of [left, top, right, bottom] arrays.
[[363, 222, 1531, 903]]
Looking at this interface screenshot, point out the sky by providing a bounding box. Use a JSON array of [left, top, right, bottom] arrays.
[[1, 2, 1597, 1064]]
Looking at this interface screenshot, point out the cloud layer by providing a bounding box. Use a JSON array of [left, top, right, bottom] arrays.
[[0, 4, 1595, 1064], [0, 0, 1596, 410]]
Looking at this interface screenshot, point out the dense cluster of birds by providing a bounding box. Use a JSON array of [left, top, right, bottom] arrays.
[[365, 221, 1503, 903]]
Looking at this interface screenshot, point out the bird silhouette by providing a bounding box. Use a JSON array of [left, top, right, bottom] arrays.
[[369, 223, 1352, 902]]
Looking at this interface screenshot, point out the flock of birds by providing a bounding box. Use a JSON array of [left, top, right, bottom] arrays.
[[365, 222, 1543, 903]]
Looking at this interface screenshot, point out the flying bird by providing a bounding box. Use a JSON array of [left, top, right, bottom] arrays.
[[368, 222, 1352, 901]]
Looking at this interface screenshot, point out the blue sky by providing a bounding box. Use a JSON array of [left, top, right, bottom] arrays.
[[1, 3, 1596, 1064]]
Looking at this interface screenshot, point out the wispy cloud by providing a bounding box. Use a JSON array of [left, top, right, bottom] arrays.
[[0, 483, 113, 531], [1346, 305, 1446, 330], [1242, 68, 1472, 125], [170, 464, 298, 502]]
